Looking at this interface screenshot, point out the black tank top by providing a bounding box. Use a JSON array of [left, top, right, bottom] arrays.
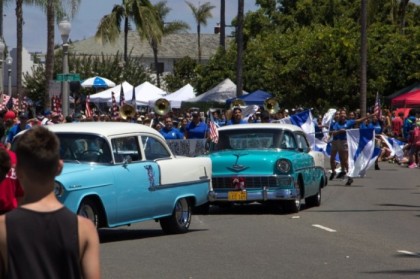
[[5, 207, 82, 279]]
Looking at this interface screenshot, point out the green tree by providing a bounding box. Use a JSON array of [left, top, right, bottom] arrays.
[[24, 51, 150, 107], [29, 0, 80, 109], [149, 1, 189, 88], [95, 0, 162, 63], [164, 56, 198, 92], [185, 1, 215, 63]]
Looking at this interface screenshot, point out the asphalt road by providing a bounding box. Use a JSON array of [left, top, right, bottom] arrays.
[[99, 161, 420, 279]]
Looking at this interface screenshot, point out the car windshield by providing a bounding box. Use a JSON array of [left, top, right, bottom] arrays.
[[210, 129, 284, 152], [56, 133, 112, 164]]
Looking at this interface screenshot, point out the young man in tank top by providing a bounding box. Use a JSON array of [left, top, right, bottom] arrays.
[[0, 126, 100, 279]]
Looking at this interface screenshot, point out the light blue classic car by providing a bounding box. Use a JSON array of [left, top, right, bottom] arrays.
[[207, 123, 327, 213], [46, 122, 212, 234]]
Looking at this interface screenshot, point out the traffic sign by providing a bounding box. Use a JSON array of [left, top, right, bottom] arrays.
[[56, 73, 81, 82]]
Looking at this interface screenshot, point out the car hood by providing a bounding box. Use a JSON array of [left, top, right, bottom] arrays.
[[209, 149, 297, 175], [59, 162, 109, 176]]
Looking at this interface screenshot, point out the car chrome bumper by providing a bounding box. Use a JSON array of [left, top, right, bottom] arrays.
[[208, 187, 300, 202]]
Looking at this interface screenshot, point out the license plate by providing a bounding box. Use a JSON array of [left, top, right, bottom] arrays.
[[228, 191, 247, 201]]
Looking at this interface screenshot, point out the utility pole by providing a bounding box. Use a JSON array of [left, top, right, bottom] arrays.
[[360, 0, 367, 116], [235, 0, 244, 97]]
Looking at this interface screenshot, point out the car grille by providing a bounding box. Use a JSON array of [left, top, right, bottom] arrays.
[[212, 176, 279, 189]]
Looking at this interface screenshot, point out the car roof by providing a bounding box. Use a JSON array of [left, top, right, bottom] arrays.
[[46, 122, 164, 139], [218, 123, 303, 132]]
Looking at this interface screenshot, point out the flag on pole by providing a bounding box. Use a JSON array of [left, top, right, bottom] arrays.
[[347, 128, 381, 178], [111, 92, 119, 120], [5, 95, 14, 110], [119, 85, 125, 107], [208, 110, 219, 143], [277, 110, 316, 148], [209, 121, 219, 143], [85, 95, 93, 118], [374, 92, 382, 119]]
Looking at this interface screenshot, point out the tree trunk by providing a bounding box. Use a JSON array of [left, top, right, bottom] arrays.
[[44, 0, 55, 110], [359, 0, 367, 117], [152, 40, 160, 88], [16, 0, 23, 104], [235, 0, 244, 97], [197, 24, 201, 63], [124, 17, 129, 62], [220, 0, 225, 50]]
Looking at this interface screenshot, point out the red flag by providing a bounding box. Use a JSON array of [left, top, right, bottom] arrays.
[[209, 121, 219, 143], [85, 95, 92, 118]]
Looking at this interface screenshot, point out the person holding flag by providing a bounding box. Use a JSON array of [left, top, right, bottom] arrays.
[[329, 109, 374, 181]]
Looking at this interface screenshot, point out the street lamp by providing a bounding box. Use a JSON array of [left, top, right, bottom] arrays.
[[5, 53, 12, 97], [0, 38, 5, 93], [58, 17, 71, 116]]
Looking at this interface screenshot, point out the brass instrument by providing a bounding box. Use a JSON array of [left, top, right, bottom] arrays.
[[230, 98, 245, 109], [153, 98, 171, 115], [119, 104, 136, 120], [263, 97, 280, 114]]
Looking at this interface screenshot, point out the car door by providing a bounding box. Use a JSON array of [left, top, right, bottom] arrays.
[[295, 132, 317, 195], [110, 135, 161, 226]]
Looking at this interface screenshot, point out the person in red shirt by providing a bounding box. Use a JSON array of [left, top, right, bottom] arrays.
[[0, 123, 24, 214], [0, 149, 10, 183], [391, 111, 404, 139]]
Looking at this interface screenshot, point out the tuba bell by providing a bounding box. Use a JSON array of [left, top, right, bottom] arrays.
[[153, 98, 171, 115], [230, 98, 245, 109], [119, 104, 136, 120], [263, 97, 280, 114]]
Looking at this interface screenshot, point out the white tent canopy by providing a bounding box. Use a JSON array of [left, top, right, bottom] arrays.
[[184, 78, 246, 103], [148, 83, 196, 108], [89, 81, 133, 104], [89, 81, 167, 105], [133, 81, 167, 105]]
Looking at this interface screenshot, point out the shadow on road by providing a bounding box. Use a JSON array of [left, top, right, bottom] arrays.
[[198, 203, 309, 215], [98, 228, 206, 243]]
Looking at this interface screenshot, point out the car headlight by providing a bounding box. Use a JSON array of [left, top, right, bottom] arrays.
[[276, 159, 291, 174], [54, 181, 64, 197]]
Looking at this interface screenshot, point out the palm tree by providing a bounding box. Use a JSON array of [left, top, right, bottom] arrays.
[[13, 0, 79, 109], [185, 1, 215, 63], [150, 1, 189, 88], [95, 0, 162, 63], [236, 0, 244, 97]]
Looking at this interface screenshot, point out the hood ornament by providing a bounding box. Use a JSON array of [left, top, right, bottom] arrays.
[[227, 153, 249, 172]]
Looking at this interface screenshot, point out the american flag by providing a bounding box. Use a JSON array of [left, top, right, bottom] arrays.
[[111, 91, 119, 120], [85, 94, 93, 118], [52, 96, 62, 114], [0, 95, 19, 111], [209, 121, 219, 143], [131, 85, 137, 106], [119, 85, 125, 106], [374, 92, 382, 119]]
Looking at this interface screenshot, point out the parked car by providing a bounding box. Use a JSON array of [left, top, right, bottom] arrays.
[[207, 123, 327, 213], [28, 122, 212, 234]]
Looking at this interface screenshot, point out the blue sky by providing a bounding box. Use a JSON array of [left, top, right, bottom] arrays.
[[3, 0, 259, 53], [3, 0, 420, 53]]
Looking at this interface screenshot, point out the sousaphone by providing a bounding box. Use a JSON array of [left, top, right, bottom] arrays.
[[264, 97, 280, 114], [154, 98, 171, 115], [230, 98, 245, 109], [119, 104, 136, 120]]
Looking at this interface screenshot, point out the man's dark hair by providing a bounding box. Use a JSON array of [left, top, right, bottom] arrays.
[[0, 148, 11, 182], [15, 126, 60, 181]]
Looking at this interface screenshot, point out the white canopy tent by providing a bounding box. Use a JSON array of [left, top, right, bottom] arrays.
[[89, 81, 166, 105], [148, 83, 196, 108], [89, 81, 133, 104], [133, 81, 167, 105], [184, 78, 246, 104]]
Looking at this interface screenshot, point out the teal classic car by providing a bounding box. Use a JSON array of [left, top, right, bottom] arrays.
[[44, 122, 212, 234], [207, 123, 327, 213]]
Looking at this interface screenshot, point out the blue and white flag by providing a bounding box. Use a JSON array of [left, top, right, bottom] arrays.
[[278, 110, 316, 148], [386, 136, 405, 160], [347, 128, 381, 178]]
